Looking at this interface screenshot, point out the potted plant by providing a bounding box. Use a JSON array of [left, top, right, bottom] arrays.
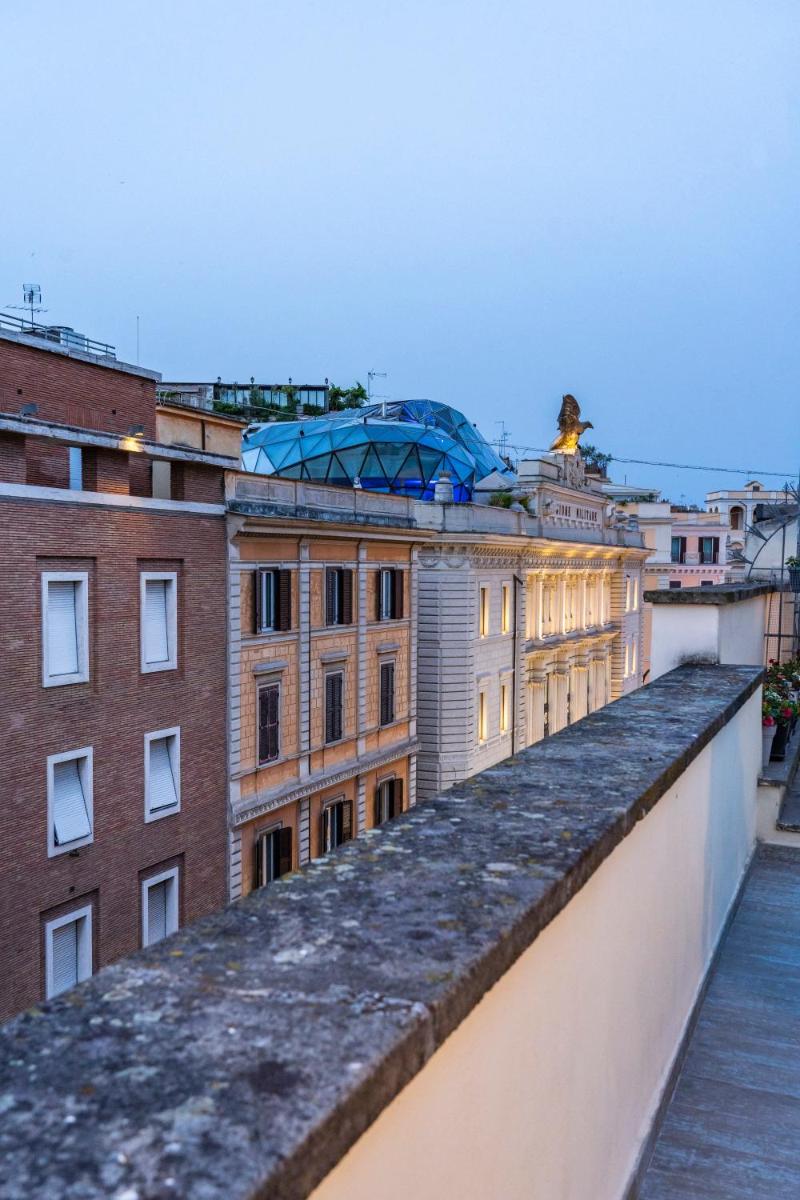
[[787, 555, 800, 592]]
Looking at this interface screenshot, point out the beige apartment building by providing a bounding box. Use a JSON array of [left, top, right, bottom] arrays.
[[224, 471, 429, 899]]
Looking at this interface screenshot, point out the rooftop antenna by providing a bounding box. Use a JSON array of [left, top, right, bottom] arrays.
[[368, 369, 387, 416], [8, 284, 47, 327], [495, 420, 510, 461]]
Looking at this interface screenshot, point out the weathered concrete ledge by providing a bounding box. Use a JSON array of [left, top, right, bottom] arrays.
[[644, 581, 775, 605], [0, 665, 762, 1200]]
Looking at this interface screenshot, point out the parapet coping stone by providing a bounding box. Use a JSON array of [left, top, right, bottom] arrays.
[[0, 664, 763, 1200], [644, 582, 776, 605]]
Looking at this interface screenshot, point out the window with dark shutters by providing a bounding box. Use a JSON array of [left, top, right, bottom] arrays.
[[258, 684, 280, 763], [374, 778, 403, 826], [254, 569, 286, 633], [377, 568, 404, 620], [325, 672, 343, 743], [321, 798, 353, 853], [325, 568, 353, 626], [380, 661, 395, 726], [253, 825, 293, 888]]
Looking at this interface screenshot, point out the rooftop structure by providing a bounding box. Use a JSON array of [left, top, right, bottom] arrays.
[[240, 402, 503, 501], [158, 379, 330, 416]]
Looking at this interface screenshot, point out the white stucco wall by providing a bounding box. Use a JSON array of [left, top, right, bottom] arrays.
[[310, 691, 761, 1200], [649, 594, 767, 680]]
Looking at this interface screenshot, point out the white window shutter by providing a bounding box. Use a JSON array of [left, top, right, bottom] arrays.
[[149, 738, 178, 811], [147, 881, 168, 944], [47, 581, 79, 676], [144, 580, 170, 664], [52, 758, 91, 845], [51, 921, 79, 996]]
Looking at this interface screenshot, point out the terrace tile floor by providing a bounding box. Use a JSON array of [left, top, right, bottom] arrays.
[[641, 843, 800, 1199]]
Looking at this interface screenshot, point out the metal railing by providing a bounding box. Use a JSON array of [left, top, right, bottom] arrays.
[[0, 312, 116, 360]]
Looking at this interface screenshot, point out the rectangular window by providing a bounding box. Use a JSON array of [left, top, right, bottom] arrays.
[[47, 747, 93, 856], [258, 682, 281, 763], [631, 638, 638, 676], [377, 568, 404, 620], [325, 671, 344, 744], [321, 798, 353, 853], [478, 690, 488, 743], [379, 660, 395, 726], [699, 537, 719, 564], [501, 583, 511, 635], [254, 568, 292, 633], [144, 728, 180, 821], [374, 777, 404, 826], [624, 641, 630, 678], [141, 868, 179, 947], [68, 447, 83, 490], [325, 567, 354, 626], [151, 460, 172, 500], [42, 572, 89, 687], [479, 586, 490, 637], [632, 577, 639, 611], [500, 682, 510, 733], [45, 905, 92, 999], [253, 826, 293, 888], [701, 580, 714, 587], [669, 580, 682, 590], [624, 577, 631, 613], [671, 536, 686, 564], [140, 572, 177, 672]]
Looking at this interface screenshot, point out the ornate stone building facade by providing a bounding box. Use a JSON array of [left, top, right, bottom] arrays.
[[414, 458, 648, 800]]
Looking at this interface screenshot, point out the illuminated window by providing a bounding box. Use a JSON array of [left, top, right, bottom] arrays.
[[501, 583, 511, 635], [500, 682, 510, 734], [479, 586, 490, 637], [478, 689, 488, 743]]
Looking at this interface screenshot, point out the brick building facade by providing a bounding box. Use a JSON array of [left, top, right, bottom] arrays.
[[0, 328, 233, 1018]]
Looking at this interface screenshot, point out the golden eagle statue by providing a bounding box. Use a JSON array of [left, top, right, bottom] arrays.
[[549, 394, 593, 454]]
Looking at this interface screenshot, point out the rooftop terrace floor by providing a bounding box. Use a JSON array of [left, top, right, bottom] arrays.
[[642, 843, 800, 1199]]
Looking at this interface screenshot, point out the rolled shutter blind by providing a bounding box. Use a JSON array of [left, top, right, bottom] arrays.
[[376, 571, 382, 620], [334, 674, 343, 740], [325, 675, 334, 743], [342, 800, 353, 842], [149, 737, 178, 811], [51, 920, 79, 996], [144, 580, 170, 663], [52, 758, 91, 845], [47, 581, 79, 676], [147, 880, 168, 944]]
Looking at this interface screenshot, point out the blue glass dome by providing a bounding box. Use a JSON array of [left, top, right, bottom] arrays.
[[358, 399, 513, 483], [240, 401, 512, 502], [241, 412, 478, 501]]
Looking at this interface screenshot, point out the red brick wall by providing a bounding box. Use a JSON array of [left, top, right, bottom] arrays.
[[0, 497, 228, 1019], [0, 337, 157, 438], [0, 432, 25, 482]]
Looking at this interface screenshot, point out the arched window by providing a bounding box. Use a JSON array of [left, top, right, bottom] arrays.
[[730, 506, 744, 531]]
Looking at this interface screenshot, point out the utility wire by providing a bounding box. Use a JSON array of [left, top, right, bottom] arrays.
[[499, 442, 797, 480]]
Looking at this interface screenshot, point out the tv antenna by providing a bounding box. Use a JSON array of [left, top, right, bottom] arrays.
[[7, 284, 47, 327], [495, 420, 510, 461], [368, 369, 388, 416]]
